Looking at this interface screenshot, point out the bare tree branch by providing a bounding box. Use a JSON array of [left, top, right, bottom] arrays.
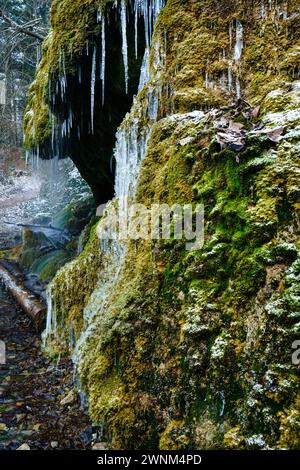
[[0, 9, 45, 42]]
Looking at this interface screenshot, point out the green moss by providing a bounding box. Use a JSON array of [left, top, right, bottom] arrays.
[[45, 220, 101, 351], [159, 420, 189, 450], [32, 250, 72, 282], [277, 395, 300, 449]]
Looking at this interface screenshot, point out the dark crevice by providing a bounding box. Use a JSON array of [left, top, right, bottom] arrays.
[[38, 5, 146, 205]]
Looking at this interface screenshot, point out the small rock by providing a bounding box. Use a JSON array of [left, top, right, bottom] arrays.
[[60, 390, 75, 406], [17, 444, 30, 451], [80, 427, 94, 445], [267, 126, 285, 142], [178, 136, 194, 147], [178, 291, 185, 301], [251, 105, 260, 119], [51, 441, 59, 449], [92, 442, 107, 450], [228, 121, 244, 131]]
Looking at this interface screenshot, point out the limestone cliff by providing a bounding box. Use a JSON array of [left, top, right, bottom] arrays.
[[25, 0, 300, 449]]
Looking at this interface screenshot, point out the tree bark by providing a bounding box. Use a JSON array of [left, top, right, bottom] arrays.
[[0, 262, 46, 330]]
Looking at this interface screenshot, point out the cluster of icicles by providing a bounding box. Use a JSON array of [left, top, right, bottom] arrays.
[[205, 0, 290, 99], [44, 0, 166, 343], [204, 19, 244, 99], [92, 0, 165, 132], [260, 0, 289, 20], [40, 0, 166, 156]]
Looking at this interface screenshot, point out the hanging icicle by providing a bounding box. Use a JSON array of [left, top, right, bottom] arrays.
[[236, 76, 241, 99], [114, 119, 151, 203], [100, 16, 106, 105], [205, 72, 209, 89], [135, 2, 139, 58], [228, 66, 232, 92], [261, 0, 265, 18], [229, 21, 233, 49], [90, 46, 97, 134], [121, 0, 129, 94], [78, 64, 82, 84], [234, 20, 244, 61], [138, 48, 150, 92]]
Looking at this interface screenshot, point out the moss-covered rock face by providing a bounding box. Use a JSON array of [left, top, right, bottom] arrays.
[[24, 0, 300, 204], [40, 0, 300, 449]]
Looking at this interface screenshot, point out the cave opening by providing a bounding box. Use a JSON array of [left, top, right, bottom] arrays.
[[40, 4, 147, 205]]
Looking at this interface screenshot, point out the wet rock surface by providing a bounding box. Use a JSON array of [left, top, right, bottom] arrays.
[[0, 282, 91, 450]]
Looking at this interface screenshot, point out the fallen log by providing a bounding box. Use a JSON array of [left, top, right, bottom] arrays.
[[0, 262, 46, 331], [3, 221, 65, 232]]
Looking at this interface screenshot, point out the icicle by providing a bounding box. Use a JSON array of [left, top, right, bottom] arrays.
[[138, 48, 150, 92], [148, 87, 159, 121], [228, 67, 232, 92], [36, 45, 41, 66], [148, 0, 153, 43], [229, 22, 233, 49], [43, 286, 57, 345], [261, 0, 265, 18], [121, 0, 129, 94], [234, 20, 243, 61], [135, 2, 139, 58], [36, 146, 40, 167], [143, 0, 150, 48], [220, 72, 226, 88], [236, 77, 241, 98], [59, 75, 66, 101], [51, 115, 55, 155], [78, 64, 82, 84], [100, 16, 106, 106], [276, 5, 281, 18], [205, 72, 209, 89], [114, 121, 150, 203], [220, 391, 225, 417], [90, 46, 96, 134]]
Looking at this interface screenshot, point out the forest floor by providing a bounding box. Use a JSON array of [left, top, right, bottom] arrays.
[[0, 282, 92, 450]]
